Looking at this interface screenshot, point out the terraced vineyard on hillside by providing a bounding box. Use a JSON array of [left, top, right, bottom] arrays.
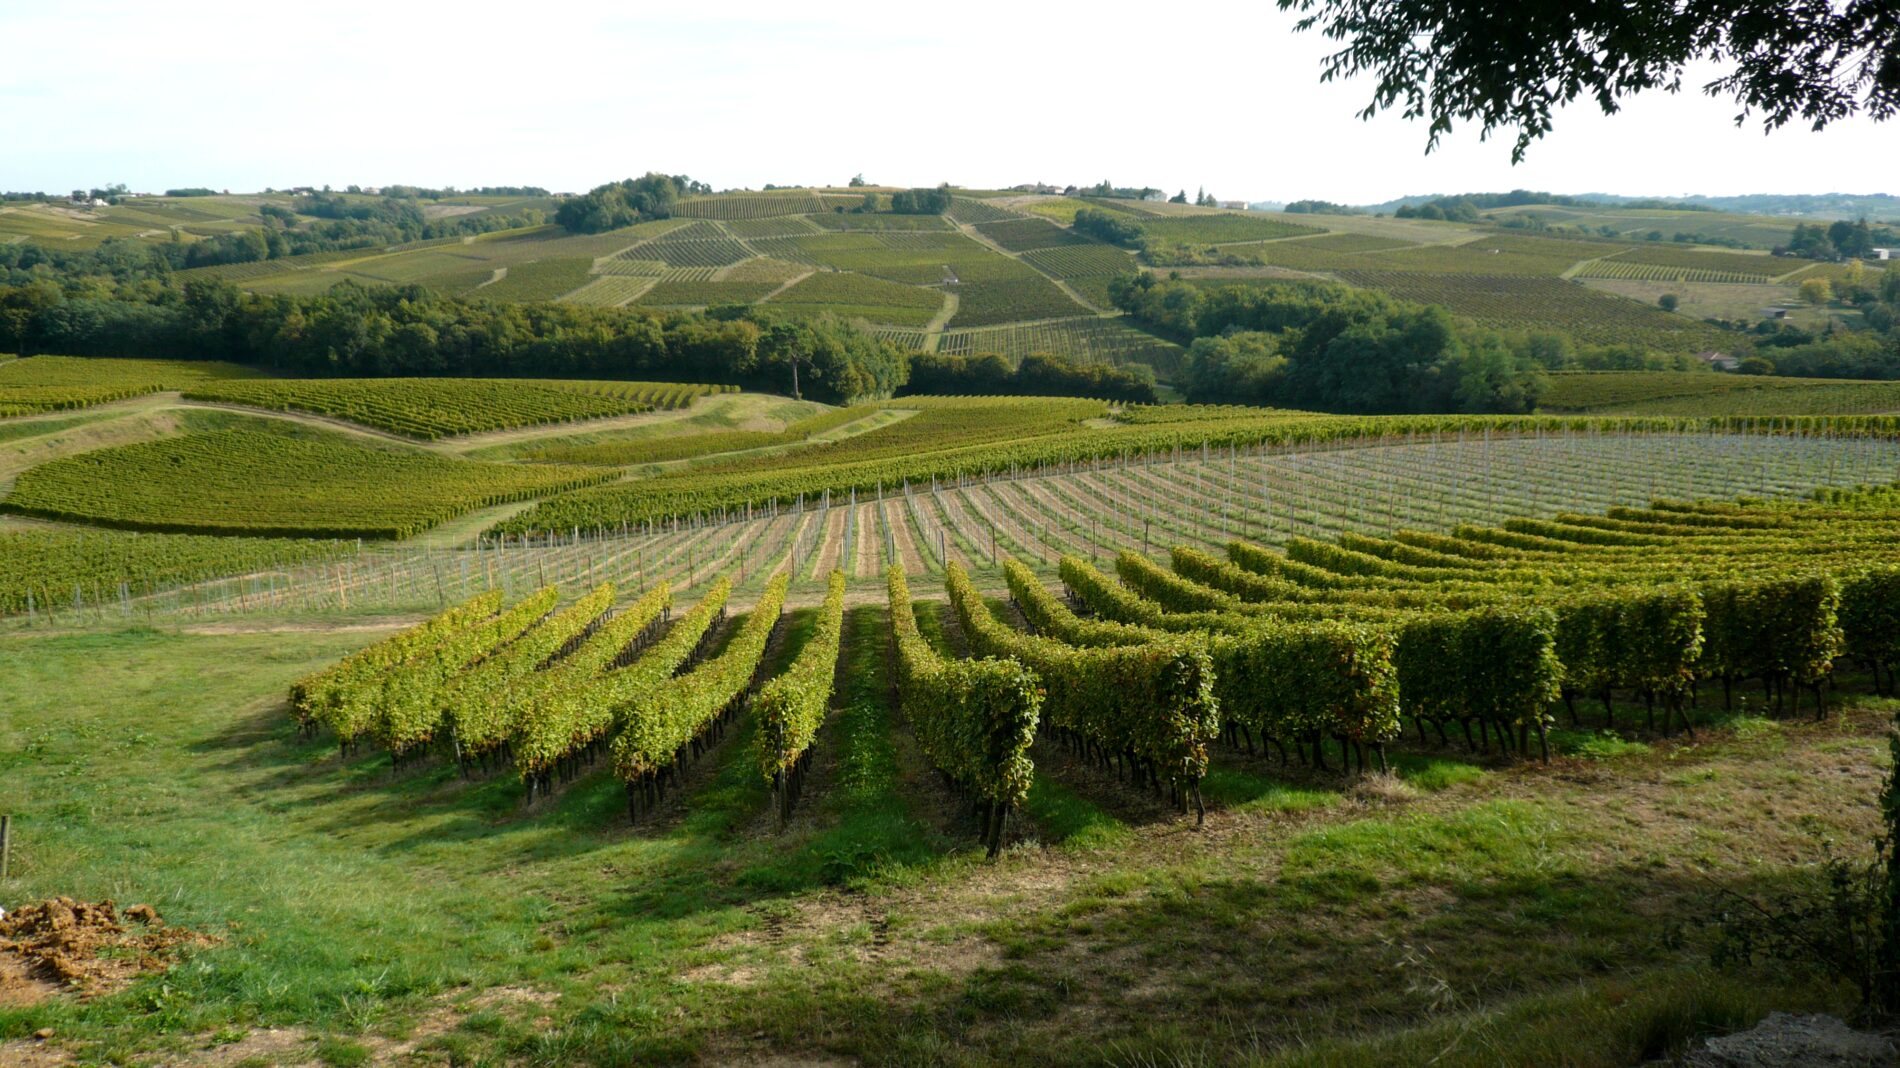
[[109, 187, 1860, 362]]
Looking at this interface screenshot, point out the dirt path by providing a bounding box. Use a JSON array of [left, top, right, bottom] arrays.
[[808, 508, 848, 581], [921, 289, 958, 338], [906, 492, 969, 569], [855, 501, 881, 577], [882, 499, 927, 574]]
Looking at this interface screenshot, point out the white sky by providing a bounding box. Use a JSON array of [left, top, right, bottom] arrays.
[[2, 0, 1892, 203]]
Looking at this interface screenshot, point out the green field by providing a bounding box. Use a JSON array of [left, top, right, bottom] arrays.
[[1333, 271, 1731, 350], [5, 444, 1896, 1065], [179, 378, 727, 438], [1540, 371, 1900, 415], [0, 528, 355, 615], [0, 356, 261, 416], [1, 425, 615, 538]]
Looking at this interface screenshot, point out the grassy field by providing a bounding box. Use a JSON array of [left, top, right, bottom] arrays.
[[0, 603, 1877, 1066]]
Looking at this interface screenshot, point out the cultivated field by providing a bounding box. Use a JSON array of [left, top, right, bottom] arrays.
[[6, 395, 1898, 1067], [50, 187, 1864, 365]]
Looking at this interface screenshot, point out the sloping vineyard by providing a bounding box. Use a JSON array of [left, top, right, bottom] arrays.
[[0, 356, 261, 416], [77, 421, 1900, 628], [2, 428, 616, 538], [181, 378, 727, 439]]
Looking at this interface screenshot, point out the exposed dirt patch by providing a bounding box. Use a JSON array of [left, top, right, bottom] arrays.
[[0, 898, 218, 1003]]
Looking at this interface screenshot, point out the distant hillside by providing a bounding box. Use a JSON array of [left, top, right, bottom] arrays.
[[1358, 191, 1900, 220], [1664, 193, 1900, 220]]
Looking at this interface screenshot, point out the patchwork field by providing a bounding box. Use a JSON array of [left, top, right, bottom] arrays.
[[53, 189, 1875, 370]]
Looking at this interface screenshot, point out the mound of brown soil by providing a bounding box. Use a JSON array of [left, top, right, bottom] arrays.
[[0, 898, 216, 1003]]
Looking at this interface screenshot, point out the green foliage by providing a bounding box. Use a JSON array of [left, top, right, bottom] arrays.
[[0, 355, 260, 416], [0, 529, 352, 616], [181, 379, 725, 439], [1045, 556, 1402, 747], [513, 579, 721, 778], [0, 278, 906, 404], [902, 351, 1157, 403], [755, 571, 847, 783], [291, 590, 504, 741], [1700, 574, 1845, 688], [2, 427, 615, 539], [887, 566, 1043, 813], [612, 572, 790, 781], [1115, 274, 1549, 413], [1841, 567, 1900, 677], [1072, 207, 1146, 248], [373, 585, 561, 755], [1393, 608, 1563, 732], [436, 583, 617, 757], [555, 174, 697, 233], [946, 560, 1219, 793], [888, 187, 951, 215]]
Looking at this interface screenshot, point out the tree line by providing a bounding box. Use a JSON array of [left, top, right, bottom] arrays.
[[0, 279, 904, 402], [900, 352, 1157, 403], [0, 277, 1170, 405]]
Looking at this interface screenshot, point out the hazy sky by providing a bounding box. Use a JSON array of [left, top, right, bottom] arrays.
[[3, 1, 1892, 203]]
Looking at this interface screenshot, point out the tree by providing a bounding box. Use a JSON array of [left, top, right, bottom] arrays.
[[1072, 208, 1147, 249], [1800, 278, 1834, 305], [1276, 0, 1899, 161], [1169, 190, 1188, 204], [554, 174, 690, 234], [848, 174, 866, 187], [1737, 355, 1776, 375], [1659, 293, 1680, 312], [889, 187, 950, 215]]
